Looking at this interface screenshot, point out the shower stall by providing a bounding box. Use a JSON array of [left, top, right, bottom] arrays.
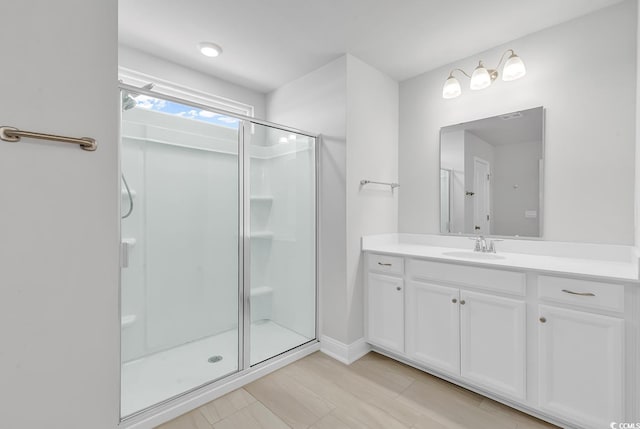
[[119, 85, 317, 419]]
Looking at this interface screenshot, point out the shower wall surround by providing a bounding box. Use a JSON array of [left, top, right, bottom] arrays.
[[121, 109, 240, 361], [120, 96, 317, 419]]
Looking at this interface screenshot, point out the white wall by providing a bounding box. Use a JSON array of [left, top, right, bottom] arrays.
[[119, 45, 266, 119], [492, 141, 542, 237], [636, 0, 640, 248], [0, 1, 119, 428], [266, 57, 349, 343], [345, 56, 399, 343], [400, 0, 637, 244], [266, 55, 399, 345], [441, 130, 465, 172]]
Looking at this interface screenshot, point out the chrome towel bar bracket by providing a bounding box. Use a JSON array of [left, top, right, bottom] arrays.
[[0, 126, 97, 151], [360, 179, 399, 189]]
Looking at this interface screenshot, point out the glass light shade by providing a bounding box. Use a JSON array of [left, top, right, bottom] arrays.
[[502, 54, 526, 81], [442, 76, 461, 99], [470, 65, 491, 90]]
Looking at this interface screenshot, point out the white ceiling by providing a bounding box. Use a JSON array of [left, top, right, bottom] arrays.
[[444, 107, 543, 146], [119, 0, 623, 93]]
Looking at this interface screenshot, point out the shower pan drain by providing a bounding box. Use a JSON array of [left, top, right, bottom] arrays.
[[208, 355, 223, 363]]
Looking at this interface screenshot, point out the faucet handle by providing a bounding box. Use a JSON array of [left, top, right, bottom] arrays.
[[469, 236, 482, 252], [488, 239, 503, 253]]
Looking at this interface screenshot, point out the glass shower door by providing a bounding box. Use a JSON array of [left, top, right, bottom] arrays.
[[246, 122, 316, 366], [120, 92, 241, 417]]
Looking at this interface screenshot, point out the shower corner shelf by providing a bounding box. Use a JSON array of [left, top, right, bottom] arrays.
[[251, 231, 274, 239], [121, 189, 137, 198], [250, 286, 273, 297], [121, 314, 137, 329], [122, 238, 137, 246]]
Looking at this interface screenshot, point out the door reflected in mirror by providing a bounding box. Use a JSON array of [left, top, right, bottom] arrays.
[[440, 107, 544, 238]]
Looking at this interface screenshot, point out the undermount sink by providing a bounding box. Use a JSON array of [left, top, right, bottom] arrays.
[[442, 251, 506, 260]]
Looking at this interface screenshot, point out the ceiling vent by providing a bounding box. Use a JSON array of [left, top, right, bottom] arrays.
[[500, 112, 523, 120]]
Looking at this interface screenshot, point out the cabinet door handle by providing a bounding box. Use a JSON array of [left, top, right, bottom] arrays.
[[561, 289, 595, 297], [451, 298, 457, 303], [377, 262, 392, 267], [539, 317, 547, 323], [460, 300, 466, 305], [396, 286, 402, 291]]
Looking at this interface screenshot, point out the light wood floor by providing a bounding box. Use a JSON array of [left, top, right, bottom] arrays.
[[157, 351, 558, 429]]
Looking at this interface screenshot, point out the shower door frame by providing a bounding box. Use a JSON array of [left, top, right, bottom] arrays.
[[240, 119, 320, 370], [118, 82, 320, 425]]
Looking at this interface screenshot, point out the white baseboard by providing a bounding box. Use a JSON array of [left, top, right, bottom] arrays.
[[320, 335, 371, 365], [120, 341, 320, 429]]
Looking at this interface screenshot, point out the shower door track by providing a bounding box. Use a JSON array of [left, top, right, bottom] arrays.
[[118, 82, 321, 427]]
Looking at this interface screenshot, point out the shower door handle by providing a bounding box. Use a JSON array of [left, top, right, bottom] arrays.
[[121, 238, 136, 268]]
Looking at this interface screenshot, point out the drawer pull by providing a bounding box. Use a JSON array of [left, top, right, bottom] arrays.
[[452, 298, 458, 304], [539, 317, 547, 323], [396, 286, 402, 291], [561, 289, 595, 297], [460, 300, 466, 305], [377, 262, 392, 267]]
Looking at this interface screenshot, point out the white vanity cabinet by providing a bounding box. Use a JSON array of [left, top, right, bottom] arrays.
[[537, 275, 625, 428], [363, 250, 636, 429], [405, 281, 460, 374], [459, 290, 526, 400], [404, 269, 526, 400], [367, 273, 404, 353], [365, 254, 405, 353], [537, 305, 623, 428]]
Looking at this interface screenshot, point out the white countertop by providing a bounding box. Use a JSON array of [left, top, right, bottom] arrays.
[[362, 234, 640, 283]]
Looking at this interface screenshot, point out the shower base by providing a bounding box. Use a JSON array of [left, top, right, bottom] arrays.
[[121, 320, 310, 417]]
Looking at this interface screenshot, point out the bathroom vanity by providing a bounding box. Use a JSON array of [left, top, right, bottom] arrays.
[[362, 233, 640, 429]]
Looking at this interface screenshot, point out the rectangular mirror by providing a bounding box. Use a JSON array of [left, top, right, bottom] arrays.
[[440, 106, 544, 238]]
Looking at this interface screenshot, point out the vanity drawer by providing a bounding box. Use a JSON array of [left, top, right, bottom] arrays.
[[368, 253, 404, 276], [538, 276, 624, 313], [408, 259, 525, 296]]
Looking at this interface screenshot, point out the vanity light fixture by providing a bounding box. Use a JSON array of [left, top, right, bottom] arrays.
[[198, 42, 223, 57], [442, 49, 526, 99]]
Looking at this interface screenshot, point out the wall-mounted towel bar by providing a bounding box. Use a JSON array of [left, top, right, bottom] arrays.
[[0, 126, 97, 151], [360, 179, 400, 189]]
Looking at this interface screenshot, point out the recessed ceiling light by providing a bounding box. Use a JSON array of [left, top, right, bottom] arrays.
[[198, 42, 222, 58]]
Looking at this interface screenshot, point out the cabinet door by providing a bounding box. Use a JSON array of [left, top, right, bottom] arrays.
[[406, 281, 460, 375], [538, 305, 623, 428], [460, 290, 526, 400], [367, 273, 404, 353]]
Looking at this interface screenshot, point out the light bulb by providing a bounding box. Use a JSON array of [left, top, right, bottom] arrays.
[[502, 54, 526, 81], [470, 63, 491, 90], [198, 42, 223, 57], [442, 76, 461, 99]]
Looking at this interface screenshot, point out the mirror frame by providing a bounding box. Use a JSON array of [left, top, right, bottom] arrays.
[[438, 106, 546, 240]]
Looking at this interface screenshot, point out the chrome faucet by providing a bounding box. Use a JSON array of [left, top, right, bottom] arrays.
[[471, 236, 502, 253], [473, 236, 488, 252]]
